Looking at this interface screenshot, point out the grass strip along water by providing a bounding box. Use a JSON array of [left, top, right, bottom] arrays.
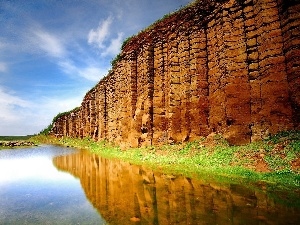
[[0, 136, 36, 149], [31, 131, 300, 190]]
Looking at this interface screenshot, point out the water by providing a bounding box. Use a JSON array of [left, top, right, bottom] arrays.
[[0, 145, 105, 225], [0, 145, 300, 225]]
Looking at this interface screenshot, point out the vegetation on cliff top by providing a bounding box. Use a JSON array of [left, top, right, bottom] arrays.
[[39, 106, 81, 135], [46, 0, 203, 129], [110, 0, 200, 67], [31, 130, 300, 190]]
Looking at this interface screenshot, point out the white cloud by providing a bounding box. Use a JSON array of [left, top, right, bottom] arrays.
[[0, 86, 32, 135], [27, 94, 84, 134], [58, 60, 76, 75], [0, 87, 31, 111], [0, 62, 8, 73], [28, 27, 108, 82], [32, 30, 66, 58], [78, 66, 108, 82], [88, 16, 113, 49], [59, 59, 107, 82], [101, 32, 124, 57], [0, 85, 84, 136], [88, 16, 124, 57]]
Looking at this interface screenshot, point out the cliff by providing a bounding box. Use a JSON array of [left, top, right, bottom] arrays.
[[50, 0, 300, 146]]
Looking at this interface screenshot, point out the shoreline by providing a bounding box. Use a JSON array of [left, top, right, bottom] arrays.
[[0, 141, 37, 149], [30, 131, 300, 190]]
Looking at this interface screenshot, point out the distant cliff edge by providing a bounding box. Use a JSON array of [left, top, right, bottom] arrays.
[[50, 0, 300, 147]]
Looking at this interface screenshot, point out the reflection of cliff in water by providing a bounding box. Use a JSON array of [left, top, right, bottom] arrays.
[[53, 150, 300, 225]]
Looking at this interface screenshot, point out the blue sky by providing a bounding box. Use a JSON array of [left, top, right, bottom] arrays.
[[0, 0, 192, 136]]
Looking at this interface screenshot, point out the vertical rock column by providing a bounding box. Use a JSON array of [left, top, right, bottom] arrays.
[[189, 27, 210, 139], [105, 73, 117, 143], [278, 0, 300, 129], [62, 115, 68, 137], [243, 0, 263, 141], [66, 113, 72, 137], [90, 89, 97, 140], [114, 58, 134, 147], [222, 1, 251, 144], [127, 52, 140, 147], [252, 0, 293, 138], [94, 89, 99, 140], [111, 64, 124, 144], [167, 32, 183, 142], [73, 109, 81, 138], [96, 82, 107, 141], [53, 117, 63, 137], [188, 25, 209, 140], [135, 43, 154, 146], [69, 112, 74, 137], [178, 30, 192, 141], [153, 41, 168, 144], [79, 108, 84, 138], [207, 6, 227, 136], [81, 99, 89, 138]]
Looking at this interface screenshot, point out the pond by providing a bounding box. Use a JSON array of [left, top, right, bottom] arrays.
[[0, 145, 299, 225]]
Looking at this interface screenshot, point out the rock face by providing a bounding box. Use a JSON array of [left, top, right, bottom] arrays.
[[50, 0, 300, 146]]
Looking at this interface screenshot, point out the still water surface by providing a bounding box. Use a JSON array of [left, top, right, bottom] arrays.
[[0, 145, 104, 224], [0, 145, 299, 225]]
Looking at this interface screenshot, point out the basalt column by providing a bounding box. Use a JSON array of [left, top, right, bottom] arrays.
[[111, 63, 125, 144], [113, 57, 136, 147], [105, 73, 117, 143], [68, 112, 74, 137], [189, 28, 210, 139], [153, 41, 168, 145], [251, 0, 293, 139], [52, 116, 63, 137], [178, 30, 192, 142], [243, 0, 265, 141], [66, 113, 72, 137], [62, 115, 68, 137], [135, 44, 154, 146], [126, 52, 140, 147], [207, 4, 229, 139], [79, 108, 84, 138], [83, 90, 96, 138], [278, 0, 300, 129], [81, 95, 89, 137], [72, 108, 81, 138], [167, 32, 185, 142], [90, 89, 97, 139], [50, 0, 300, 145], [96, 82, 107, 141]]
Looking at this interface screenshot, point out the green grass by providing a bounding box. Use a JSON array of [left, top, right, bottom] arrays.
[[0, 135, 34, 141], [31, 131, 300, 190], [0, 136, 36, 150]]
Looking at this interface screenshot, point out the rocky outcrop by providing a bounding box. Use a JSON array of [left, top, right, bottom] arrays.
[[53, 151, 300, 225], [0, 141, 36, 148], [50, 0, 300, 146]]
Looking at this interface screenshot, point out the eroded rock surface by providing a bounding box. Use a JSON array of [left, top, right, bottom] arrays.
[[50, 0, 300, 146]]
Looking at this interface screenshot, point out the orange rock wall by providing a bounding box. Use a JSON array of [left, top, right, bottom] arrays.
[[51, 0, 300, 146]]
